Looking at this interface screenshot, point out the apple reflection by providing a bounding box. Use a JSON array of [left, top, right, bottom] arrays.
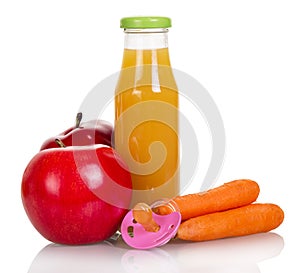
[[28, 232, 284, 273]]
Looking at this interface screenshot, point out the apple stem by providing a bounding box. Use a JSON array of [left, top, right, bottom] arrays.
[[55, 138, 66, 148], [76, 112, 83, 128]]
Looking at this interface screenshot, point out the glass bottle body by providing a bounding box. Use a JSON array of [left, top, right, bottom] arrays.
[[115, 29, 179, 204]]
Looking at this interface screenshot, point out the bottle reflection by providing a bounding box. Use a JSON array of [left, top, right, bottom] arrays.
[[28, 233, 284, 273]]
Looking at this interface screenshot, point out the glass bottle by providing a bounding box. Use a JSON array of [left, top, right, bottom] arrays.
[[115, 16, 179, 205]]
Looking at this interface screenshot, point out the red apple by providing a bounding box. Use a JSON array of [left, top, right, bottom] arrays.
[[40, 112, 113, 150], [21, 145, 132, 245]]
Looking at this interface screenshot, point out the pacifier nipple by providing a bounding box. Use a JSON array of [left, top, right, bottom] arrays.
[[121, 199, 181, 249], [132, 203, 161, 232]]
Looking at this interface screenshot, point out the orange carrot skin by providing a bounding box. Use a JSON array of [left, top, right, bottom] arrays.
[[157, 179, 260, 220], [177, 203, 284, 242]]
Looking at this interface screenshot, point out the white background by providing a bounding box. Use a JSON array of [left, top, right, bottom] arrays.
[[1, 0, 299, 272]]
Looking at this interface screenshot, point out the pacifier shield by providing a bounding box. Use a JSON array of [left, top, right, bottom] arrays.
[[121, 211, 181, 249]]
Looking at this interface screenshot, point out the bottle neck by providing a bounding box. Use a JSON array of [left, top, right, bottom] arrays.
[[123, 28, 169, 50]]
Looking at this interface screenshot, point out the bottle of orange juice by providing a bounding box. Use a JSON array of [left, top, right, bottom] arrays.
[[115, 16, 179, 205]]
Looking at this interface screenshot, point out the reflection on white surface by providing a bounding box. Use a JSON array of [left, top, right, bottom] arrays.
[[28, 232, 284, 273], [122, 248, 179, 273]]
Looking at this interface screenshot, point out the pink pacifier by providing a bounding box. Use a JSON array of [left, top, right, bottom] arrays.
[[121, 199, 181, 249]]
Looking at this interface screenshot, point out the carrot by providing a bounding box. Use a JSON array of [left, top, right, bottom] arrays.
[[177, 203, 284, 242], [155, 179, 260, 220]]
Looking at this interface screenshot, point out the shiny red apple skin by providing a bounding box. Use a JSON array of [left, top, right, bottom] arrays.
[[40, 119, 113, 150], [21, 145, 132, 245]]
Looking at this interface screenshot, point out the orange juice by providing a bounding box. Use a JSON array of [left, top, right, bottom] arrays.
[[115, 17, 179, 205]]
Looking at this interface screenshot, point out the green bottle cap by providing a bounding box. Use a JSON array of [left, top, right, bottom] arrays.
[[120, 16, 171, 29]]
